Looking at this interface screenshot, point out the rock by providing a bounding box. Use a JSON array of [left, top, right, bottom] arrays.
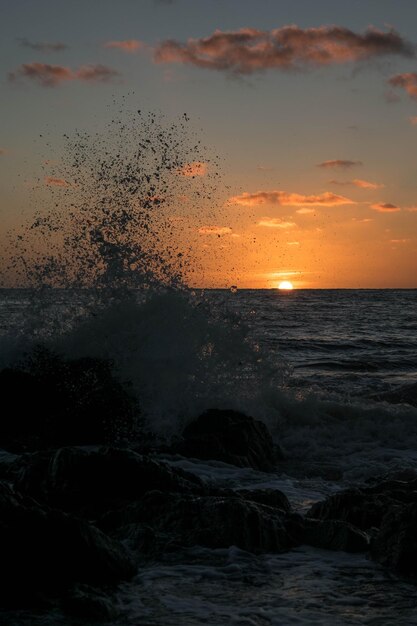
[[14, 446, 204, 517], [307, 488, 387, 531], [176, 409, 280, 471], [235, 488, 291, 513], [0, 480, 135, 603], [112, 490, 297, 555], [371, 502, 417, 578], [302, 518, 369, 552], [0, 449, 19, 480], [307, 479, 417, 532], [62, 585, 119, 622], [0, 352, 139, 453], [0, 369, 46, 452]]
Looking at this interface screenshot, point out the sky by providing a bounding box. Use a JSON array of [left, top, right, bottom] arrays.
[[1, 0, 417, 288]]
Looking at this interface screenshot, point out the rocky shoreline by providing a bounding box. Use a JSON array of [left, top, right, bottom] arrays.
[[1, 359, 417, 622]]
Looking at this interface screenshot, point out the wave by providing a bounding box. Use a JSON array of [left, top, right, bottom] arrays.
[[1, 106, 416, 477]]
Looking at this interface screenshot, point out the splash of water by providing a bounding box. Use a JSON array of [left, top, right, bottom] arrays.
[[1, 107, 289, 437]]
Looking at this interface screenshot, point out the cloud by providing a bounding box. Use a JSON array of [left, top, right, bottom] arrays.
[[104, 40, 144, 52], [154, 26, 412, 75], [329, 178, 383, 189], [198, 226, 232, 235], [388, 72, 417, 100], [410, 116, 417, 125], [371, 202, 400, 212], [9, 63, 120, 87], [406, 206, 417, 212], [390, 239, 410, 243], [296, 208, 315, 214], [0, 148, 7, 156], [229, 190, 354, 206], [17, 38, 68, 52], [257, 218, 297, 229], [178, 161, 207, 177], [45, 176, 70, 187], [76, 65, 120, 82], [317, 159, 363, 169], [287, 241, 300, 245], [353, 179, 383, 189]]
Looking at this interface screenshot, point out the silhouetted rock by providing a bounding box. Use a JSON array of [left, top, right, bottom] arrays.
[[0, 351, 139, 453], [307, 479, 417, 532], [371, 502, 417, 578], [235, 488, 291, 512], [116, 490, 297, 554], [0, 481, 135, 604], [302, 518, 368, 552], [14, 446, 204, 517], [62, 585, 119, 622], [176, 409, 280, 471], [307, 488, 387, 531]]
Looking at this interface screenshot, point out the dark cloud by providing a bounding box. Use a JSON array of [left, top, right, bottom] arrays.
[[317, 159, 363, 169], [154, 26, 413, 74], [8, 63, 121, 87], [17, 38, 68, 52]]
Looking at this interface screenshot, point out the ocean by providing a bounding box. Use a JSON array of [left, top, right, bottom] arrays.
[[1, 287, 417, 625]]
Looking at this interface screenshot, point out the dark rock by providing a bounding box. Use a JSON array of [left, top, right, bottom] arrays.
[[302, 518, 369, 552], [0, 351, 139, 453], [0, 369, 46, 451], [113, 491, 297, 555], [235, 488, 291, 513], [0, 449, 19, 481], [14, 446, 204, 517], [176, 409, 280, 471], [0, 480, 135, 603], [62, 585, 119, 622], [371, 502, 417, 578], [307, 480, 417, 532], [307, 488, 387, 531]]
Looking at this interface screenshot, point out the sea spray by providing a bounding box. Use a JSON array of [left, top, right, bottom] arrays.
[[0, 108, 290, 439]]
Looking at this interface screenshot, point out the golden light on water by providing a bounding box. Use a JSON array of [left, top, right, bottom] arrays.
[[278, 280, 294, 290]]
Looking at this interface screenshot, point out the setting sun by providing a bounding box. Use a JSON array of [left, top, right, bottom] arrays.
[[278, 280, 294, 290]]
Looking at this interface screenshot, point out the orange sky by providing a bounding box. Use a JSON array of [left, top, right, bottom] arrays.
[[1, 0, 417, 289]]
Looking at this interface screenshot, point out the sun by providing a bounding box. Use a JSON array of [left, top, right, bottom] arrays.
[[278, 280, 294, 290]]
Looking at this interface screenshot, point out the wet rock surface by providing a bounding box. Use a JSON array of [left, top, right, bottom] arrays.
[[175, 409, 282, 471], [308, 477, 417, 578], [3, 376, 417, 620], [0, 480, 135, 604], [0, 354, 138, 453], [109, 490, 298, 555], [13, 446, 204, 516]]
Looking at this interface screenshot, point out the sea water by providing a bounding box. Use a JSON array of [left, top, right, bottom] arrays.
[[1, 287, 417, 625], [1, 109, 417, 624]]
